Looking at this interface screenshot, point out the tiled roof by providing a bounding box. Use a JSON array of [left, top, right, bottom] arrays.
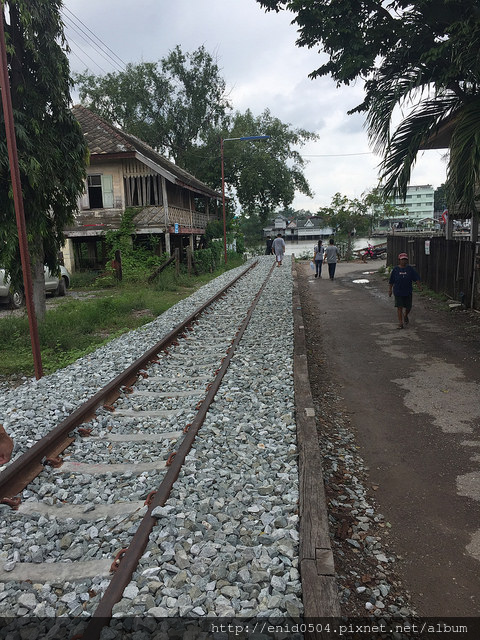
[[72, 105, 222, 200], [297, 218, 324, 229]]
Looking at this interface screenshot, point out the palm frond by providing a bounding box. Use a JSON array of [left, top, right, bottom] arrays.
[[365, 67, 430, 153], [378, 94, 461, 199], [446, 97, 480, 214]]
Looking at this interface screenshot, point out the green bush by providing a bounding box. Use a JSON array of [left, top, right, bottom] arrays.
[[0, 251, 247, 376], [193, 241, 224, 274]]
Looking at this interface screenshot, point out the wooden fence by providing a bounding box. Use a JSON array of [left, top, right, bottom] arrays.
[[387, 236, 478, 308]]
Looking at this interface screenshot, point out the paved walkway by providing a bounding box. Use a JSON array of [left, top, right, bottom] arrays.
[[297, 259, 480, 616]]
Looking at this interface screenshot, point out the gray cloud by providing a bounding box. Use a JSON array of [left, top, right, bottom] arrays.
[[64, 0, 446, 209]]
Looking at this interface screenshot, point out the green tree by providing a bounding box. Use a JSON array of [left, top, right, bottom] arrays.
[[237, 212, 265, 250], [363, 187, 409, 231], [434, 183, 448, 212], [317, 193, 370, 259], [218, 109, 316, 223], [257, 0, 480, 215], [0, 0, 88, 319], [74, 46, 231, 166], [75, 47, 316, 225]]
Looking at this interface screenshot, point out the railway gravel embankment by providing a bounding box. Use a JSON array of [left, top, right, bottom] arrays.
[[0, 256, 416, 639]]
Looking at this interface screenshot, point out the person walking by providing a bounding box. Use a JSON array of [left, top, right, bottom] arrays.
[[313, 240, 324, 278], [0, 425, 13, 464], [265, 236, 273, 255], [388, 252, 422, 329], [324, 238, 340, 280], [271, 233, 286, 266]]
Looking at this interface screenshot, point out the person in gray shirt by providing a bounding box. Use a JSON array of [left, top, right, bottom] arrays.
[[271, 233, 286, 266], [324, 238, 340, 280]]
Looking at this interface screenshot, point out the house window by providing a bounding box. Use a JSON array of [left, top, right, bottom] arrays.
[[85, 174, 114, 209], [124, 175, 163, 207]]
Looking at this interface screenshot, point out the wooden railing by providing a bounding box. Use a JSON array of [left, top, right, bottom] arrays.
[[165, 206, 214, 229]]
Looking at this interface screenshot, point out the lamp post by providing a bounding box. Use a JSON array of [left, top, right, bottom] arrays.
[[220, 135, 270, 265]]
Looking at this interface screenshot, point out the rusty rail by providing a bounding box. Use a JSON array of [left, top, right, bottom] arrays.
[[81, 260, 276, 640], [0, 261, 258, 500]]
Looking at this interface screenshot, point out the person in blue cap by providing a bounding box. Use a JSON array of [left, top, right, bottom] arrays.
[[388, 252, 422, 328]]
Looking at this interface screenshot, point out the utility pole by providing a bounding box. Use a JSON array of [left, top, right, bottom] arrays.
[[0, 2, 43, 378]]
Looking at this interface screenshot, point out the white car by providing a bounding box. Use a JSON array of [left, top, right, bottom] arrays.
[[0, 265, 71, 309]]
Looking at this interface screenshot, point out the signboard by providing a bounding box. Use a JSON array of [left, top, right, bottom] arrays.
[[425, 240, 430, 255], [174, 223, 179, 234]]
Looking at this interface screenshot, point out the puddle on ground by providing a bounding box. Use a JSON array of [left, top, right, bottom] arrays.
[[352, 279, 370, 284]]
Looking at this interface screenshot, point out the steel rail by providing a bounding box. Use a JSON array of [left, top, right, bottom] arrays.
[[0, 260, 258, 500], [81, 260, 276, 640]]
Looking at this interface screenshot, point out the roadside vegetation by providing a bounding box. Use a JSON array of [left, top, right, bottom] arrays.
[[0, 248, 244, 378]]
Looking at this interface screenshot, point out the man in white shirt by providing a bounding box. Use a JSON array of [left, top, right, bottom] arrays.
[[271, 233, 286, 266]]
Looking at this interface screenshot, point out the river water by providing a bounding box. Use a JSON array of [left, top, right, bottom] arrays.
[[283, 237, 386, 257]]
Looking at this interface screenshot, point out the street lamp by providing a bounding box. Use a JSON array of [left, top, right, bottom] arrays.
[[220, 135, 270, 264]]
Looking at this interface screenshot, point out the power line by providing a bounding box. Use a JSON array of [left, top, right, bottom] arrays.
[[61, 6, 127, 74], [67, 36, 109, 75], [63, 15, 122, 73], [62, 6, 127, 69], [67, 45, 103, 75]]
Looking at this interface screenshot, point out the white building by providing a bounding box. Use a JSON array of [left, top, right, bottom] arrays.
[[263, 215, 333, 242], [393, 184, 435, 223]]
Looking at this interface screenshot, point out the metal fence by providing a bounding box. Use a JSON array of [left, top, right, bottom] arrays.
[[387, 235, 477, 307]]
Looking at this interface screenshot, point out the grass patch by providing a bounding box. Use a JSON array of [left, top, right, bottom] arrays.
[[0, 255, 245, 377]]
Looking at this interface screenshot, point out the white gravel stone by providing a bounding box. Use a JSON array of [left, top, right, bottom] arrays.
[[0, 258, 302, 624]]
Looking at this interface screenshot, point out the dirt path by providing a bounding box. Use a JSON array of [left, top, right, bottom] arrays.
[[297, 259, 480, 616]]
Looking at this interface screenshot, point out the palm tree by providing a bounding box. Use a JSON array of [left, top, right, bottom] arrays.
[[364, 18, 480, 216]]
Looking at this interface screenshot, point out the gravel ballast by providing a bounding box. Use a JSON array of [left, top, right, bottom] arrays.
[[0, 258, 301, 637], [0, 256, 417, 639]]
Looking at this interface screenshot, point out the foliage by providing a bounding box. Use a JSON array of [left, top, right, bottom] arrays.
[[434, 183, 448, 212], [204, 220, 226, 243], [193, 241, 224, 273], [363, 187, 410, 227], [0, 258, 245, 376], [237, 213, 265, 249], [75, 46, 316, 225], [257, 0, 480, 215], [74, 46, 231, 166], [103, 208, 164, 282], [0, 0, 88, 317], [217, 109, 316, 221]]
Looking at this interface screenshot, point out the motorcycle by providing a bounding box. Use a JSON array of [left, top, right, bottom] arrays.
[[361, 245, 386, 262]]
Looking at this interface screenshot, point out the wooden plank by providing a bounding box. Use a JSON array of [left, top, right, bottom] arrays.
[[292, 261, 341, 619], [297, 407, 332, 554], [301, 558, 341, 620]]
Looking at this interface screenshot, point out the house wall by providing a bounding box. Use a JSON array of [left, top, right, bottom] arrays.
[[64, 158, 220, 272], [82, 160, 125, 210], [61, 238, 75, 274]]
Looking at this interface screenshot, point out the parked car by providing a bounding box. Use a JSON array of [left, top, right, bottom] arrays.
[[0, 266, 71, 309]]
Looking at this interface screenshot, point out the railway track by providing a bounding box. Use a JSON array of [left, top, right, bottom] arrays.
[[0, 258, 307, 638]]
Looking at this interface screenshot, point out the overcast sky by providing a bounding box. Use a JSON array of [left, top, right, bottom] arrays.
[[62, 0, 448, 212]]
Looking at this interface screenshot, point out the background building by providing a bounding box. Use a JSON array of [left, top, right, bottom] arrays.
[[374, 184, 435, 231]]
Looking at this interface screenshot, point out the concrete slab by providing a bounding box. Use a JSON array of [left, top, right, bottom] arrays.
[[147, 375, 210, 382], [18, 500, 146, 520], [114, 409, 181, 418], [0, 559, 112, 582], [131, 390, 203, 398], [89, 431, 181, 442], [55, 460, 166, 474]]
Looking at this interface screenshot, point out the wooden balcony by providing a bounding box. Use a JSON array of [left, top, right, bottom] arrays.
[[64, 205, 218, 238]]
